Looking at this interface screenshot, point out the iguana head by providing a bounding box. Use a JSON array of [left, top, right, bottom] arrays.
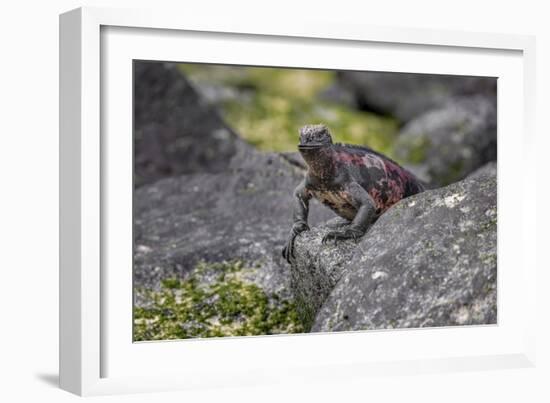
[[298, 124, 336, 179], [298, 124, 333, 151]]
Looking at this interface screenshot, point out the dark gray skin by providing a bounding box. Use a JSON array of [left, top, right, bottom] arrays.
[[282, 124, 425, 264]]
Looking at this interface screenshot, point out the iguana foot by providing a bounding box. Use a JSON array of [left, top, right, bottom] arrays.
[[322, 228, 363, 245], [282, 222, 310, 264]]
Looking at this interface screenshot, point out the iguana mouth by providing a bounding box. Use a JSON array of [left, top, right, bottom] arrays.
[[298, 143, 328, 150]]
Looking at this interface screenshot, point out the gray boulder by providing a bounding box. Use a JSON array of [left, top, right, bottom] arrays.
[[394, 96, 497, 186], [337, 71, 496, 123], [134, 147, 334, 303], [289, 163, 497, 332], [134, 61, 250, 187]]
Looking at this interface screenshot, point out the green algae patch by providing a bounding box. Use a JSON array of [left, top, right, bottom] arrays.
[[440, 159, 465, 186], [178, 64, 399, 154], [134, 260, 303, 341], [396, 134, 431, 165]]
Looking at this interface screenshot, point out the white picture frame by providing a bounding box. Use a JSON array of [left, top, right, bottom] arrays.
[[59, 6, 537, 396]]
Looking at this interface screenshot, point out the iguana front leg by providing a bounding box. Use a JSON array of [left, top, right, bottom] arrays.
[[282, 180, 311, 263], [322, 182, 376, 244]]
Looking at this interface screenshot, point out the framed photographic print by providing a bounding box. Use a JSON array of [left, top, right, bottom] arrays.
[[59, 6, 537, 396]]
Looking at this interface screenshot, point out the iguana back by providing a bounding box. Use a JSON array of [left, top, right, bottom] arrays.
[[331, 143, 424, 215]]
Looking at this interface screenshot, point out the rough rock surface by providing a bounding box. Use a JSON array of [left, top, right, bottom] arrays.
[[394, 96, 497, 186], [134, 146, 334, 305], [337, 71, 496, 123], [290, 218, 360, 330], [289, 163, 497, 332], [134, 61, 250, 187]]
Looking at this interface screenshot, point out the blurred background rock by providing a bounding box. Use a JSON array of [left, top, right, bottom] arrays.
[[134, 61, 496, 188]]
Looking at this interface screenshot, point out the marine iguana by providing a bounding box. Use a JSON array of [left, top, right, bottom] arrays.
[[282, 124, 425, 263]]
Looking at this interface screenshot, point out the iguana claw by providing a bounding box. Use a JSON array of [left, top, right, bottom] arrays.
[[322, 228, 361, 245]]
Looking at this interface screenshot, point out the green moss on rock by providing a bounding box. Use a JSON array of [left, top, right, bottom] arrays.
[[401, 135, 431, 164], [134, 260, 303, 341], [439, 159, 465, 186]]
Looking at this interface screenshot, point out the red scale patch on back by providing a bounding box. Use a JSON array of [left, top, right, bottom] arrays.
[[334, 151, 364, 165], [384, 159, 413, 183], [369, 159, 411, 213], [333, 148, 416, 214]]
